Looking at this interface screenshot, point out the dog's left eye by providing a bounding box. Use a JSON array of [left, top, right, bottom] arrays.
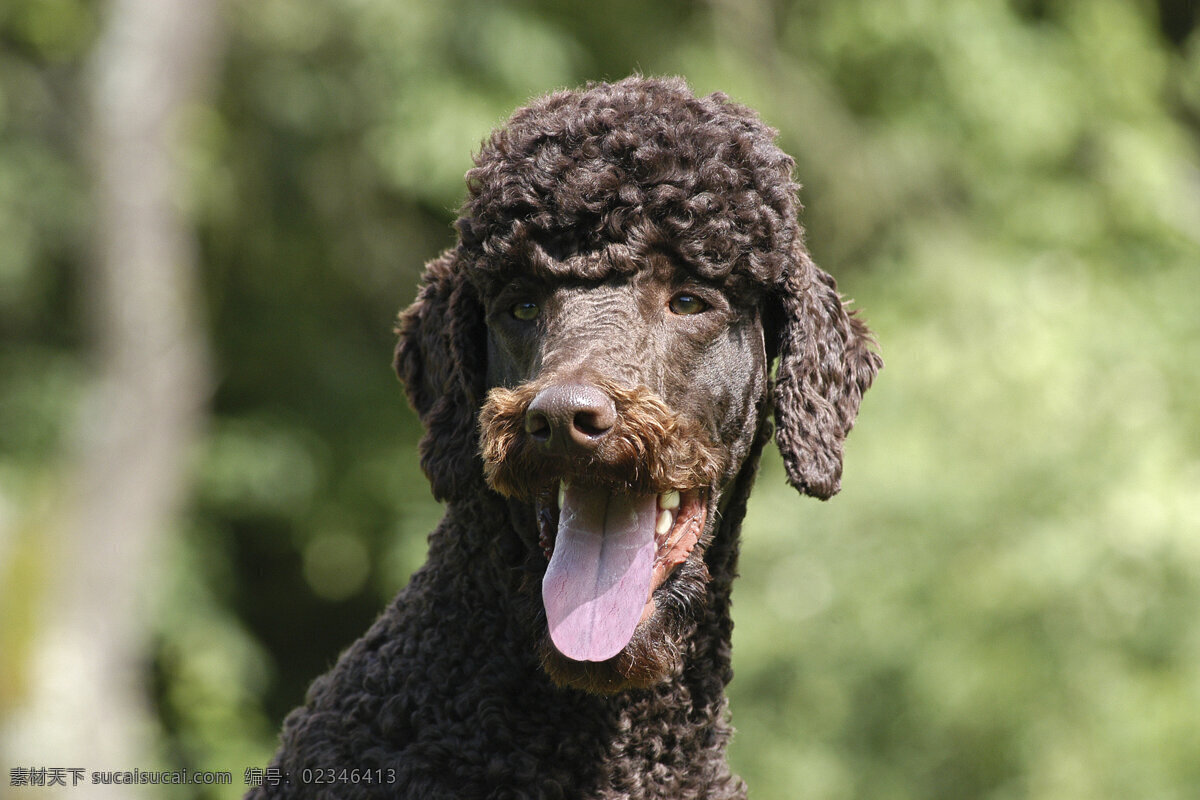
[[668, 293, 708, 315], [510, 301, 540, 321]]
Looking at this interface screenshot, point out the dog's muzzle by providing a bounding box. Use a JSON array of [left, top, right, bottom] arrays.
[[479, 377, 721, 500], [478, 377, 721, 663]]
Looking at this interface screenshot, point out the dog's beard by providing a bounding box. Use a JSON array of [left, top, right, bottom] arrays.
[[480, 379, 725, 693]]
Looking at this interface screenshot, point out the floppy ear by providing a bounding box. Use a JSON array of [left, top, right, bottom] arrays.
[[772, 243, 882, 499], [394, 248, 487, 502]]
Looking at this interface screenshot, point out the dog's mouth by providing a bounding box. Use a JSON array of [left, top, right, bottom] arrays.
[[478, 379, 726, 678], [534, 482, 708, 663]]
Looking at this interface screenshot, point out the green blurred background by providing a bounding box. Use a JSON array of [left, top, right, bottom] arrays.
[[2, 0, 1199, 797]]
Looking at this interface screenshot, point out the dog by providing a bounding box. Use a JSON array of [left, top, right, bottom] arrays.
[[249, 75, 879, 800]]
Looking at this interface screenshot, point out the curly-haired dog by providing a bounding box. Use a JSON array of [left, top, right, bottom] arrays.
[[249, 76, 880, 799]]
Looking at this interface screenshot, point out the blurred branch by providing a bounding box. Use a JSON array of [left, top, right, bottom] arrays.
[[1, 0, 220, 792]]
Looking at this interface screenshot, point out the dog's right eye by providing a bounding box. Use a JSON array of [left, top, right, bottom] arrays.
[[510, 301, 540, 321], [668, 293, 708, 315]]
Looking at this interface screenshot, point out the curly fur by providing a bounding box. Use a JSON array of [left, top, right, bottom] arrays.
[[249, 75, 880, 800]]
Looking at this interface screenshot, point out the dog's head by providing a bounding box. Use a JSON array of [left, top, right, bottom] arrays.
[[395, 77, 880, 693]]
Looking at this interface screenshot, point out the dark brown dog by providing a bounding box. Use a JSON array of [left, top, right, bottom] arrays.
[[251, 76, 879, 800]]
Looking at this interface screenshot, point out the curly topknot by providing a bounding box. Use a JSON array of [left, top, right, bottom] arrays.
[[457, 76, 802, 292]]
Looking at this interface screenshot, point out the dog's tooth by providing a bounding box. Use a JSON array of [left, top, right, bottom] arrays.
[[658, 490, 680, 510], [656, 509, 674, 536]]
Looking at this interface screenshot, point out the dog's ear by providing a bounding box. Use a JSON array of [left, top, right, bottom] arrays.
[[395, 249, 487, 502], [771, 243, 881, 499]]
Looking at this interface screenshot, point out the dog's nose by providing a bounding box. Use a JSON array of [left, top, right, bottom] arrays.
[[526, 383, 616, 453]]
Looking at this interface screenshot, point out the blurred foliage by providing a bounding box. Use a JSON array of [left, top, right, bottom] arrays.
[[2, 0, 1199, 798]]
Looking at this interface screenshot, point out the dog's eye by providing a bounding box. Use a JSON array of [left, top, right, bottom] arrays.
[[668, 293, 708, 315], [510, 301, 540, 321]]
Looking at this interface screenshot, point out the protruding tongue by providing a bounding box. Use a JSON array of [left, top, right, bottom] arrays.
[[543, 485, 657, 662]]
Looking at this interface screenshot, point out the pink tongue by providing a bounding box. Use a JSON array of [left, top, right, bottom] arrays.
[[542, 485, 657, 662]]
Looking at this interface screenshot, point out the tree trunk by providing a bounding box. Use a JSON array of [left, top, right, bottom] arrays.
[[0, 1, 220, 795]]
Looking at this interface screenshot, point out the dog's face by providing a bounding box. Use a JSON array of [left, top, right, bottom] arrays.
[[394, 76, 881, 694], [476, 255, 770, 690]]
